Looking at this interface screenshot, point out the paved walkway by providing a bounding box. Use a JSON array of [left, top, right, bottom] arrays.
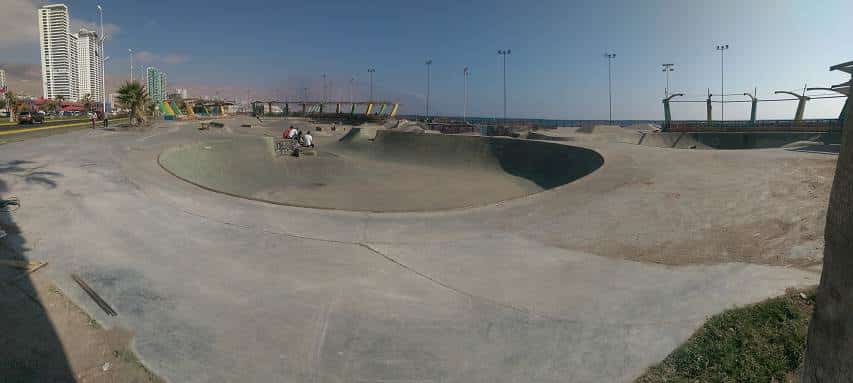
[[0, 120, 826, 382]]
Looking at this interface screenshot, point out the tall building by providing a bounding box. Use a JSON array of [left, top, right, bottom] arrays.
[[159, 72, 167, 100], [76, 28, 104, 103], [0, 69, 6, 89], [38, 4, 80, 101], [108, 92, 120, 112], [146, 67, 164, 104]]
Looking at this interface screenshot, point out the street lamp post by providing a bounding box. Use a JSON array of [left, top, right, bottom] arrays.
[[463, 66, 470, 123], [128, 48, 134, 82], [716, 44, 729, 121], [661, 63, 674, 98], [367, 68, 375, 101], [321, 73, 327, 102], [425, 59, 432, 120], [349, 76, 355, 103], [103, 56, 110, 113], [497, 49, 511, 121], [97, 4, 106, 115], [605, 52, 616, 123]]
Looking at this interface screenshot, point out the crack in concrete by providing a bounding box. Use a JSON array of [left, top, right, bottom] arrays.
[[356, 242, 547, 320], [175, 207, 719, 326]]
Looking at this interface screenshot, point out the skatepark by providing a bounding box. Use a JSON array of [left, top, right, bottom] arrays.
[[158, 127, 604, 211], [0, 117, 834, 382]]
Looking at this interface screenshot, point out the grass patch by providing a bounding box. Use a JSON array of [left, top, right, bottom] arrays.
[[637, 288, 815, 383]]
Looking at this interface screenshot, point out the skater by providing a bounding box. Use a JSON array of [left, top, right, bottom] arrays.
[[302, 131, 314, 147]]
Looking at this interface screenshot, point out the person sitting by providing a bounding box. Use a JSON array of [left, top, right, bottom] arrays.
[[302, 131, 314, 147], [287, 127, 299, 139], [283, 126, 293, 139]]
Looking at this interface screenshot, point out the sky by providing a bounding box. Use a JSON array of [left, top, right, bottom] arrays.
[[1, 0, 851, 120]]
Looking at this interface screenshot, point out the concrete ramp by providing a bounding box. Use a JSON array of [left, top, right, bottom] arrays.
[[638, 131, 839, 149], [528, 125, 643, 144], [343, 130, 603, 189], [159, 131, 603, 212]]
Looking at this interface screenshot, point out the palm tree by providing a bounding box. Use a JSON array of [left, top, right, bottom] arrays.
[[116, 81, 150, 126], [4, 91, 17, 122], [44, 99, 58, 115], [801, 62, 853, 382], [81, 93, 93, 113]]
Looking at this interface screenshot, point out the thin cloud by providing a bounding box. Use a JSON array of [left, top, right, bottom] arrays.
[[0, 0, 39, 48], [134, 51, 191, 66], [162, 54, 191, 65], [0, 1, 121, 48], [0, 63, 42, 96], [71, 20, 121, 38]]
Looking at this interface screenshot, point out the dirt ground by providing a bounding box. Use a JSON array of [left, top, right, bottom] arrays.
[[0, 268, 163, 383]]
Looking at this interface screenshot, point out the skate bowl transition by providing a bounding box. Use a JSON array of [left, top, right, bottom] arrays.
[[158, 129, 604, 212]]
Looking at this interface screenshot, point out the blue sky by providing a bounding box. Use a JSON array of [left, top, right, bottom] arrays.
[[2, 0, 851, 119]]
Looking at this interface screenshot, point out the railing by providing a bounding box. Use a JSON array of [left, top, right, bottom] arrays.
[[666, 119, 842, 132]]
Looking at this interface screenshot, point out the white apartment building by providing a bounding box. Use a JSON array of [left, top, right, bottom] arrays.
[[77, 28, 104, 103], [159, 72, 168, 101], [38, 4, 106, 103], [0, 69, 6, 89], [108, 92, 121, 112], [38, 4, 80, 101], [146, 67, 163, 104]]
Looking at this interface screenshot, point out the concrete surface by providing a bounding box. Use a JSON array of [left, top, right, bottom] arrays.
[[637, 131, 840, 150], [159, 130, 603, 211], [0, 117, 830, 382]]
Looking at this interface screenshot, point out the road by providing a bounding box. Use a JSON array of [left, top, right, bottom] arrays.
[[0, 117, 829, 382], [0, 118, 127, 145], [0, 117, 93, 130]]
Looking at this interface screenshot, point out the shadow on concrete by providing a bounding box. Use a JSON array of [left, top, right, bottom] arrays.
[[0, 163, 75, 382], [786, 144, 841, 155], [489, 138, 605, 189]]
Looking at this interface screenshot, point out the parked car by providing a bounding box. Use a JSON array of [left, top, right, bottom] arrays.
[[17, 111, 45, 124]]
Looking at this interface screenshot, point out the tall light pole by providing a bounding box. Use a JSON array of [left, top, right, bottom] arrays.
[[661, 63, 674, 98], [498, 49, 511, 121], [605, 52, 615, 123], [715, 44, 729, 121], [128, 48, 134, 82], [463, 66, 470, 122], [349, 76, 355, 103], [103, 56, 110, 112], [367, 68, 375, 101], [97, 4, 106, 115], [425, 59, 432, 120], [321, 73, 327, 102]]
